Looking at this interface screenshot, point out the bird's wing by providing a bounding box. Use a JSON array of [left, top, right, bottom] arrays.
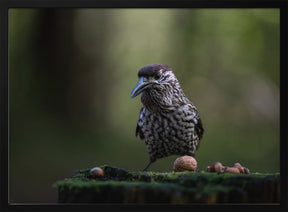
[[136, 124, 145, 140], [188, 105, 204, 140], [195, 113, 204, 140], [136, 106, 145, 140]]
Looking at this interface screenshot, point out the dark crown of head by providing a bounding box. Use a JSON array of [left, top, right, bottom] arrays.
[[138, 64, 173, 78]]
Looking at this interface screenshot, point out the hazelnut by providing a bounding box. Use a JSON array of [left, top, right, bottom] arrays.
[[213, 162, 223, 173], [233, 163, 245, 173], [223, 166, 229, 172], [208, 162, 223, 173], [233, 163, 242, 168], [243, 167, 250, 174], [90, 167, 105, 178], [173, 155, 197, 172], [238, 167, 245, 173], [224, 167, 240, 174]]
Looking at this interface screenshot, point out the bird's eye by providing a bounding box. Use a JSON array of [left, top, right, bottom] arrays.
[[154, 74, 161, 80]]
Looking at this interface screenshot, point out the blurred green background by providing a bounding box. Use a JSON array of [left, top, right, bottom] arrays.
[[9, 8, 279, 203]]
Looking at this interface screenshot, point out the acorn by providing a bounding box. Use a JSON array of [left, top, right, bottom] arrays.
[[173, 155, 197, 172], [90, 167, 105, 178]]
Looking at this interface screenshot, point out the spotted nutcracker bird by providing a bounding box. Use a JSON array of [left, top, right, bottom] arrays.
[[131, 64, 204, 171]]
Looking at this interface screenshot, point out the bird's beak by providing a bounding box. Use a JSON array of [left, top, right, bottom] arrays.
[[130, 77, 152, 98]]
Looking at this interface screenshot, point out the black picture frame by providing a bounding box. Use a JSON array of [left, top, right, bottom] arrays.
[[1, 0, 287, 212]]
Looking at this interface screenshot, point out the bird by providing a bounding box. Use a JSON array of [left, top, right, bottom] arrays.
[[130, 64, 204, 171]]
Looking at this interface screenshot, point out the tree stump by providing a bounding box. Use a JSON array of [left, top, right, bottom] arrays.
[[53, 165, 280, 203]]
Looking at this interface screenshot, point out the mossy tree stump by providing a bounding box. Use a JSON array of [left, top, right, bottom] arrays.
[[54, 165, 280, 203]]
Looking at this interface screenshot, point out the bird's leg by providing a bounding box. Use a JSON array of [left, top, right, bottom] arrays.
[[142, 160, 153, 172]]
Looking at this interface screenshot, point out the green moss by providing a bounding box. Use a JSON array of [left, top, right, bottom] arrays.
[[54, 165, 280, 203]]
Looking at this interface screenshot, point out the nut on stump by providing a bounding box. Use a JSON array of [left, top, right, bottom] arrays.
[[233, 163, 245, 173], [173, 155, 197, 172], [90, 167, 105, 178], [224, 167, 240, 174], [209, 162, 223, 173]]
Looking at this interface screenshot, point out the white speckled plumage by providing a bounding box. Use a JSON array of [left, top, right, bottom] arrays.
[[131, 64, 204, 171]]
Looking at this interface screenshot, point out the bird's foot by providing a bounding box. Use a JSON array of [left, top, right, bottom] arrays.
[[142, 161, 153, 172]]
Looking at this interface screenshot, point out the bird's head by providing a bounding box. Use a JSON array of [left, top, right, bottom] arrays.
[[130, 64, 176, 98]]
